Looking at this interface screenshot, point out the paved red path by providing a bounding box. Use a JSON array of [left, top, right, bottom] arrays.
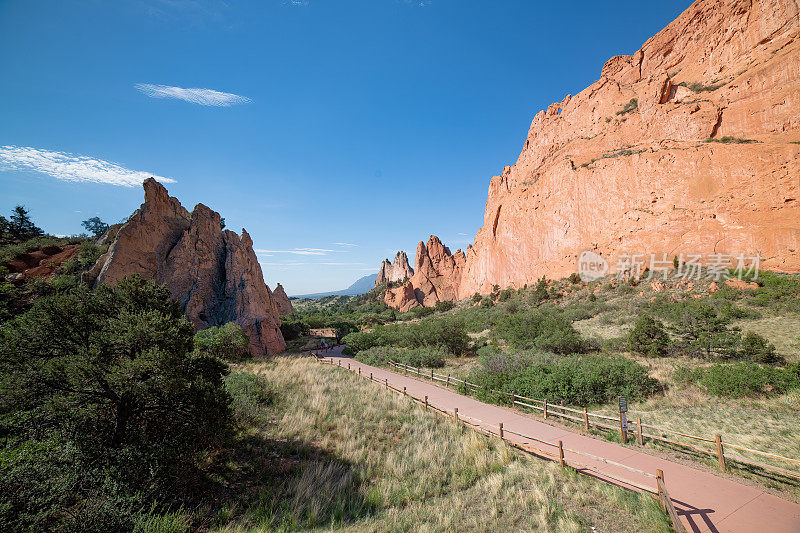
[[320, 349, 800, 533]]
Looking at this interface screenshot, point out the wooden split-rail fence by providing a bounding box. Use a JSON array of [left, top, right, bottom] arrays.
[[386, 360, 800, 484], [319, 357, 687, 533]]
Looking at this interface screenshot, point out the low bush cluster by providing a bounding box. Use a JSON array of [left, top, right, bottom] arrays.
[[493, 306, 588, 354], [675, 362, 800, 397], [467, 349, 660, 406], [343, 316, 469, 356]]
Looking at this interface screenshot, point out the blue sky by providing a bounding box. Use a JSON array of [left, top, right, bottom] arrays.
[[0, 0, 692, 295]]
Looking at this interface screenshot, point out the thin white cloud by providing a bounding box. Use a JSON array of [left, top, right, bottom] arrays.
[[255, 248, 334, 256], [333, 242, 358, 247], [135, 83, 252, 106], [0, 145, 176, 187]]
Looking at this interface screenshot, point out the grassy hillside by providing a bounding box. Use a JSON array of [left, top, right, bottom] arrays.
[[213, 356, 669, 532]]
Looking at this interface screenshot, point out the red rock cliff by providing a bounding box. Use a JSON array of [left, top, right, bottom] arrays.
[[88, 178, 286, 356], [381, 0, 800, 311], [455, 0, 799, 296]]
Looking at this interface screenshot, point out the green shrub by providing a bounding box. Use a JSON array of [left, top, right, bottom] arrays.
[[493, 307, 587, 354], [354, 346, 446, 368], [615, 98, 638, 115], [498, 288, 514, 301], [679, 81, 726, 92], [472, 293, 482, 303], [280, 315, 309, 341], [689, 362, 798, 397], [627, 314, 669, 357], [468, 351, 660, 405], [224, 371, 274, 426], [434, 300, 455, 313], [703, 136, 757, 144], [343, 316, 469, 356], [194, 322, 250, 361], [739, 331, 778, 363]]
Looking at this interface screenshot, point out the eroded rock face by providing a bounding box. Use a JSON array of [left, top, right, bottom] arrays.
[[458, 0, 800, 296], [272, 283, 295, 316], [375, 251, 414, 286], [88, 178, 286, 356], [384, 236, 465, 310]]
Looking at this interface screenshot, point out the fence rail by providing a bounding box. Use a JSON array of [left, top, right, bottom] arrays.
[[320, 357, 687, 532], [386, 360, 800, 482]]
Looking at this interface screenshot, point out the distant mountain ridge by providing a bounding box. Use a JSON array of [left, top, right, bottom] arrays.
[[291, 273, 378, 299]]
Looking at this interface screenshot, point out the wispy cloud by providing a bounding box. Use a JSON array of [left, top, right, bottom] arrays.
[[0, 145, 176, 187], [135, 83, 252, 106], [333, 242, 358, 247], [255, 248, 334, 256]]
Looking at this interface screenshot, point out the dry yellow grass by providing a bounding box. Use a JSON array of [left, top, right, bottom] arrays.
[[214, 357, 670, 532]]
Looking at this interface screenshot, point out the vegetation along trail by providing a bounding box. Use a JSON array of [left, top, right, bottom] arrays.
[[322, 348, 800, 533]]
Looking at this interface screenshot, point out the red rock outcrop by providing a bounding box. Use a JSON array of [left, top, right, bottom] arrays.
[[458, 0, 800, 296], [88, 178, 286, 356], [375, 251, 414, 286], [384, 236, 465, 310], [381, 0, 799, 310], [3, 244, 78, 282], [272, 283, 295, 316]]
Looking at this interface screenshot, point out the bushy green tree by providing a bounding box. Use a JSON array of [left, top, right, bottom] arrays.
[[671, 301, 740, 359], [0, 275, 233, 531], [194, 322, 250, 361], [81, 216, 109, 237], [627, 314, 669, 357], [739, 331, 777, 363], [0, 206, 44, 244]]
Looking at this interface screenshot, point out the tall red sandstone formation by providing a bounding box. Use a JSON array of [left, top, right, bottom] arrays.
[[272, 283, 295, 316], [88, 178, 286, 356], [385, 236, 465, 311], [375, 251, 414, 286], [384, 0, 800, 309]]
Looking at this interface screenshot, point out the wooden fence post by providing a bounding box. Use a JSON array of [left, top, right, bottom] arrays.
[[715, 434, 726, 472], [447, 374, 450, 387], [511, 390, 515, 406], [338, 360, 341, 366], [348, 363, 350, 370], [544, 399, 548, 419], [431, 368, 434, 380], [558, 440, 565, 467], [370, 372, 373, 381], [560, 400, 565, 416], [636, 418, 644, 446], [385, 377, 388, 389], [583, 407, 589, 430], [619, 412, 627, 443], [454, 407, 459, 421], [424, 396, 428, 409], [499, 422, 504, 440], [358, 367, 361, 376], [403, 386, 407, 396], [656, 469, 665, 510]]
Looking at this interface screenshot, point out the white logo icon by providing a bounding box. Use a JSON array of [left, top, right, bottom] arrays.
[[578, 251, 607, 282]]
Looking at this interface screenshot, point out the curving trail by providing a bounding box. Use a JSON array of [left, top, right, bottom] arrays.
[[320, 348, 800, 533]]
